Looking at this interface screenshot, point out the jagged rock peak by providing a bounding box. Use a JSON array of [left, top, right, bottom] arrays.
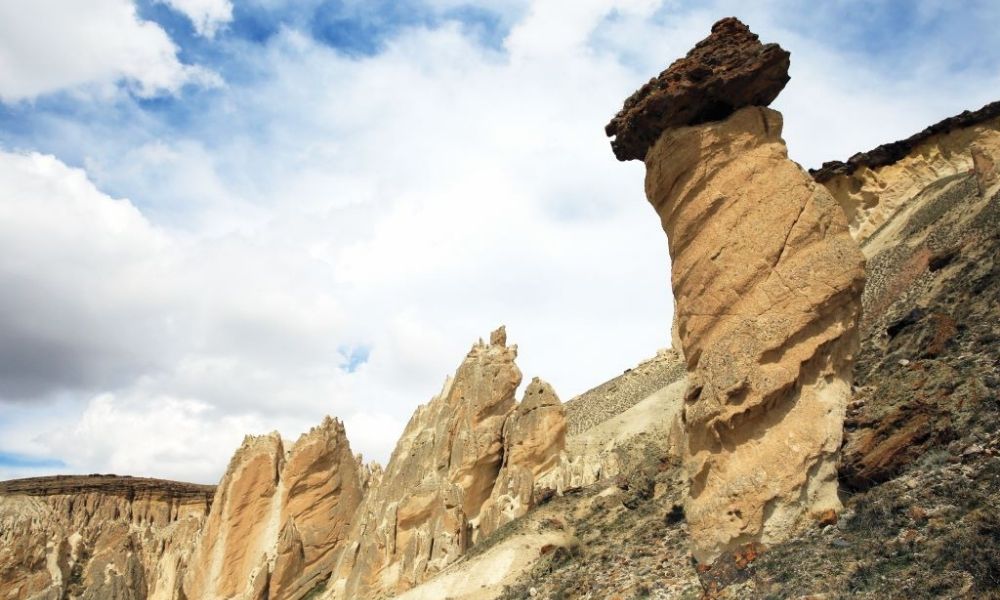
[[811, 99, 1000, 182], [605, 16, 790, 161]]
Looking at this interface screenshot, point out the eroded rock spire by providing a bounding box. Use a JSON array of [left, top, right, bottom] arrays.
[[609, 18, 865, 562]]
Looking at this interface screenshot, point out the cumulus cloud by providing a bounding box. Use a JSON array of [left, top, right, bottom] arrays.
[[158, 0, 233, 37], [1, 0, 997, 483], [0, 0, 217, 102]]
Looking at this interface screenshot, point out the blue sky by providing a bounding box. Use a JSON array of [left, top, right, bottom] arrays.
[[1, 0, 998, 483]]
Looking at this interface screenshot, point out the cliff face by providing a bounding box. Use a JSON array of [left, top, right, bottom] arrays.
[[491, 94, 1000, 600], [607, 17, 866, 562], [181, 417, 362, 600], [4, 17, 999, 600], [326, 327, 566, 599], [0, 476, 213, 600], [815, 101, 1000, 241], [0, 329, 566, 600]]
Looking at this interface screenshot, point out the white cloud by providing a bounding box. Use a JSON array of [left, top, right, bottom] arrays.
[[0, 0, 217, 102], [158, 0, 233, 37], [2, 1, 997, 484]]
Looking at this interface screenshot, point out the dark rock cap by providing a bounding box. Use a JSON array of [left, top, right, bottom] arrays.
[[605, 17, 790, 162], [811, 99, 1000, 182]]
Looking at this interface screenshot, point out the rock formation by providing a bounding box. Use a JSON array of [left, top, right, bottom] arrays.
[[815, 103, 1000, 492], [182, 417, 362, 600], [326, 327, 566, 599], [605, 17, 790, 162], [608, 18, 866, 561], [542, 349, 686, 491], [814, 100, 1000, 240], [479, 377, 566, 536], [0, 475, 213, 600]]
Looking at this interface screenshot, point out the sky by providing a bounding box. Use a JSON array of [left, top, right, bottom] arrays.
[[1, 0, 998, 484]]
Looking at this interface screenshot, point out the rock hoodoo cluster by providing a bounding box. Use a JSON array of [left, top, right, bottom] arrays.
[[0, 476, 213, 600], [329, 327, 566, 598], [608, 18, 866, 561], [0, 328, 566, 600]]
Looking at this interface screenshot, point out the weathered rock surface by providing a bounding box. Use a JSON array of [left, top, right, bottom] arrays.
[[325, 327, 565, 599], [815, 102, 1000, 240], [182, 417, 363, 600], [182, 433, 285, 600], [618, 19, 866, 561], [823, 108, 1000, 492], [541, 350, 686, 491], [647, 104, 865, 561], [0, 476, 213, 600], [812, 100, 1000, 183], [479, 377, 566, 536], [605, 17, 790, 162]]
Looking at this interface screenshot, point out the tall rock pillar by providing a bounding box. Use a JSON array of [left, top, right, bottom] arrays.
[[606, 18, 865, 562]]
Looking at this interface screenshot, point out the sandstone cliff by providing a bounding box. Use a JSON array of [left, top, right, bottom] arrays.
[[182, 416, 362, 600], [325, 327, 566, 599], [5, 16, 1000, 600], [814, 100, 1000, 241], [0, 476, 213, 600], [607, 17, 866, 562], [486, 91, 1000, 599]]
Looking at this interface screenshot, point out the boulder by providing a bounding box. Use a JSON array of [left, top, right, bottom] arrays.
[[605, 17, 789, 162]]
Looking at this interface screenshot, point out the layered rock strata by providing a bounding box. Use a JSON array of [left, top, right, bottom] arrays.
[[608, 18, 866, 562], [0, 476, 213, 600], [813, 100, 1000, 241], [816, 105, 1000, 491], [326, 327, 566, 599]]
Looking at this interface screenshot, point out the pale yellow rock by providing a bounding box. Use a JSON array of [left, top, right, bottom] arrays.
[[328, 327, 518, 597], [270, 417, 364, 599], [0, 481, 211, 600], [183, 433, 285, 600], [644, 106, 866, 562], [182, 417, 362, 600], [479, 377, 566, 538], [823, 116, 1000, 242], [543, 376, 686, 492], [326, 327, 569, 599]]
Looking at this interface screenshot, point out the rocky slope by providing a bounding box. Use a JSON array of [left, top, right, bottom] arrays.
[[492, 54, 1000, 600]]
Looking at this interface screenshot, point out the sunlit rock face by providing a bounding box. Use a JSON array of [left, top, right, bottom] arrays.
[[608, 17, 866, 563], [326, 327, 566, 599], [0, 475, 213, 600], [182, 417, 362, 600], [479, 377, 566, 538]]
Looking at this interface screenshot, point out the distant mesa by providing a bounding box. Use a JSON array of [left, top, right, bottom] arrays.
[[605, 17, 790, 162]]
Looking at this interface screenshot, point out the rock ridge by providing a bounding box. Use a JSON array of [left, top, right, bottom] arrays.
[[811, 99, 1000, 182]]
